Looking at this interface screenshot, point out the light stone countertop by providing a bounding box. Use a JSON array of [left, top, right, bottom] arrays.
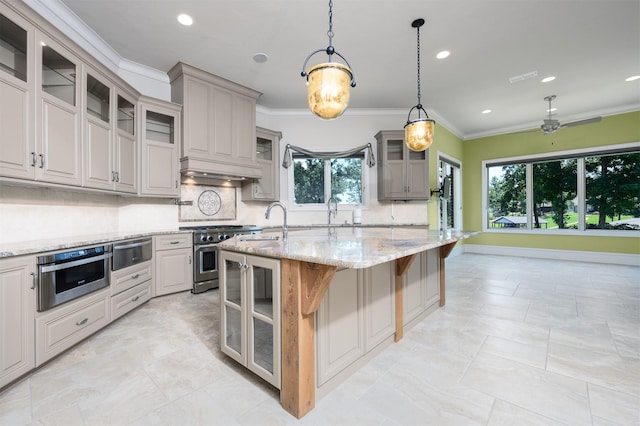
[[0, 230, 192, 258], [219, 227, 478, 269]]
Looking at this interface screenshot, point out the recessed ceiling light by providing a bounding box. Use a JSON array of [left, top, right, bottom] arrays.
[[436, 50, 450, 59], [177, 14, 193, 26], [481, 109, 492, 114], [626, 75, 640, 82], [541, 76, 556, 83], [253, 53, 268, 63]]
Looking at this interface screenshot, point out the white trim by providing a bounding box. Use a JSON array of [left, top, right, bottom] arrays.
[[462, 244, 639, 266]]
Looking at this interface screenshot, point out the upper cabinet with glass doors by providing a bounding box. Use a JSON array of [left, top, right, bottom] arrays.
[[0, 8, 34, 180], [242, 127, 282, 201], [37, 35, 82, 186], [375, 130, 429, 200]]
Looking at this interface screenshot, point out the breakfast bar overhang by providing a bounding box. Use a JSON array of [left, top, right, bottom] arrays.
[[220, 227, 477, 419]]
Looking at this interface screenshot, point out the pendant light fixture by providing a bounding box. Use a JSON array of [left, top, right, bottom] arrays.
[[300, 0, 356, 120], [404, 18, 435, 152]]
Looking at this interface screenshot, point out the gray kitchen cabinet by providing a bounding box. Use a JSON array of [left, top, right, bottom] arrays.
[[364, 262, 395, 352], [35, 287, 111, 366], [36, 33, 83, 186], [154, 234, 192, 296], [168, 62, 262, 179], [219, 250, 281, 388], [403, 250, 440, 325], [316, 268, 365, 386], [83, 73, 138, 195], [110, 259, 153, 320], [0, 8, 35, 181], [139, 96, 181, 197], [242, 127, 282, 201], [375, 130, 430, 201], [0, 255, 36, 389]]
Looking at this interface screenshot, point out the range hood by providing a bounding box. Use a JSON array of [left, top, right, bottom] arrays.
[[180, 157, 262, 182]]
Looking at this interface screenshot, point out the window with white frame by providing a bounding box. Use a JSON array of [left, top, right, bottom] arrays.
[[485, 145, 639, 232], [291, 154, 364, 206]]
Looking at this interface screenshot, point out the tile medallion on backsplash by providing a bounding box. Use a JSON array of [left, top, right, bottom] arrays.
[[179, 184, 236, 221]]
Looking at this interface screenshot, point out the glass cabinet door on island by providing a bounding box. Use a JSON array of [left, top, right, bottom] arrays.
[[220, 251, 281, 388]]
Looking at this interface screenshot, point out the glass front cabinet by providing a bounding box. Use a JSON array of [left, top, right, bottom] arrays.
[[0, 8, 34, 180], [219, 250, 281, 388], [375, 130, 429, 200], [37, 34, 83, 186], [138, 96, 181, 197], [241, 127, 282, 201]]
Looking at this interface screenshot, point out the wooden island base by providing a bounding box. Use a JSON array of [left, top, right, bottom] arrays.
[[279, 241, 457, 419]]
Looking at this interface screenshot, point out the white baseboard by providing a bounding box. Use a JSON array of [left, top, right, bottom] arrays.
[[461, 244, 639, 266]]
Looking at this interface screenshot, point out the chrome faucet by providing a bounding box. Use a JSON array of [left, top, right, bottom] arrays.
[[327, 197, 338, 225], [265, 201, 288, 240]]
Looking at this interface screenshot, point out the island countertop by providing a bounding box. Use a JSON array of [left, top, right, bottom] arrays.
[[218, 227, 478, 268]]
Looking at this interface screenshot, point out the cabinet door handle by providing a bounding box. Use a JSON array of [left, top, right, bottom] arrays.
[[76, 318, 89, 326], [175, 180, 178, 188], [116, 171, 120, 182], [31, 152, 37, 167], [39, 154, 45, 169], [131, 273, 140, 279], [189, 256, 192, 265], [131, 296, 140, 302], [30, 272, 37, 290], [169, 241, 180, 245]]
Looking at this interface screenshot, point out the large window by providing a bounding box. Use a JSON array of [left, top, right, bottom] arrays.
[[292, 155, 363, 206], [485, 146, 639, 233]]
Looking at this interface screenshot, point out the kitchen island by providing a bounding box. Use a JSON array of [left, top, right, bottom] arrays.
[[218, 227, 476, 419]]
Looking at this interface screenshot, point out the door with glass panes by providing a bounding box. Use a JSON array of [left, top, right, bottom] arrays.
[[220, 251, 281, 388]]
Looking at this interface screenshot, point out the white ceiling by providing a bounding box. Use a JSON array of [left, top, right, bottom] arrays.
[[50, 0, 640, 139]]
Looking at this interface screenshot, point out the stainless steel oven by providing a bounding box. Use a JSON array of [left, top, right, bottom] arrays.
[[37, 244, 112, 312], [181, 226, 262, 294]]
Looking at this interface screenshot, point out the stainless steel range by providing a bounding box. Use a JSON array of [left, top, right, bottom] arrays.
[[180, 225, 262, 293]]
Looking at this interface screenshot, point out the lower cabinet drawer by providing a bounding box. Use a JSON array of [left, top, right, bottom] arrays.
[[35, 288, 111, 366], [111, 280, 152, 320], [111, 260, 153, 295]]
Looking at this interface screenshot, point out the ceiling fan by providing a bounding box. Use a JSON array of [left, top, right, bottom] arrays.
[[538, 95, 602, 135]]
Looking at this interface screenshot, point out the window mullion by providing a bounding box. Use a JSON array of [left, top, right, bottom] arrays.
[[526, 163, 533, 230], [324, 159, 332, 203], [577, 158, 586, 231]]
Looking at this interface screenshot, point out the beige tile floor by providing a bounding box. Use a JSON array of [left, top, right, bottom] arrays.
[[1, 253, 639, 425]]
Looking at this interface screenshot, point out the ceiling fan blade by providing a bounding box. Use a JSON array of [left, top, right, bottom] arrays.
[[560, 116, 602, 128]]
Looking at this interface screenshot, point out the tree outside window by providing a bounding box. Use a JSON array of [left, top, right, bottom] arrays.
[[293, 156, 363, 205], [486, 150, 639, 231]]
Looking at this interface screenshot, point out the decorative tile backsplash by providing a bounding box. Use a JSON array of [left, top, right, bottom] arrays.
[[179, 184, 236, 222]]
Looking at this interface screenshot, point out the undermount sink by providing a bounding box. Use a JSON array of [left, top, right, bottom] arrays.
[[238, 236, 280, 242]]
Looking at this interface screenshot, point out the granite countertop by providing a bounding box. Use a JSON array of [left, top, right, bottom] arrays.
[[0, 230, 192, 258], [219, 227, 478, 269]]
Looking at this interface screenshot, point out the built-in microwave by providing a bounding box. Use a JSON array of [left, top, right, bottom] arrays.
[[37, 245, 112, 312]]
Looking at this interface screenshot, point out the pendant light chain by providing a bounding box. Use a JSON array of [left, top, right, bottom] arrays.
[[416, 23, 422, 110], [327, 0, 334, 59]]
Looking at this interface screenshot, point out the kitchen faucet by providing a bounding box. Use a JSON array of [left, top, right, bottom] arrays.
[[265, 201, 288, 240], [327, 197, 338, 225]]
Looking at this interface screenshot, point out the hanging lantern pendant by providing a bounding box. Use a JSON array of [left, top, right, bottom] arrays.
[[300, 0, 356, 120], [405, 18, 435, 151]]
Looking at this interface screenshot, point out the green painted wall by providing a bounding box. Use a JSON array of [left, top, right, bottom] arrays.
[[428, 123, 464, 227], [460, 111, 640, 254]]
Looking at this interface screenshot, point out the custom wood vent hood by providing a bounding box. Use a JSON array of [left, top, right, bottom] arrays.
[[168, 62, 263, 181]]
